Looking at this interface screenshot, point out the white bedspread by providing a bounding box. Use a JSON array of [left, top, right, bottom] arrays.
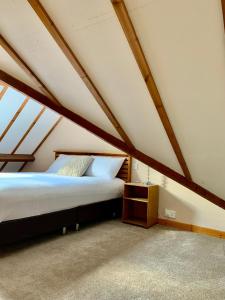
[[0, 173, 124, 222]]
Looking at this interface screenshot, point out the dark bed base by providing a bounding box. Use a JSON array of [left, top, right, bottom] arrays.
[[0, 198, 122, 245]]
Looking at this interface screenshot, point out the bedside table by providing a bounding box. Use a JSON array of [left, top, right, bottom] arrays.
[[122, 183, 159, 228]]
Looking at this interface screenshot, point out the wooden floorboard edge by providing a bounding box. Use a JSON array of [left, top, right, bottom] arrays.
[[158, 218, 225, 239]]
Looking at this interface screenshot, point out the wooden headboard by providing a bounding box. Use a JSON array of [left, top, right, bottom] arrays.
[[54, 151, 132, 182]]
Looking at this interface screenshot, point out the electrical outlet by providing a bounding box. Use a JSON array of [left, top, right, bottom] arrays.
[[165, 209, 176, 219]]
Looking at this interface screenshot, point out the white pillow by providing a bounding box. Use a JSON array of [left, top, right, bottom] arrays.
[[57, 156, 93, 177], [46, 155, 71, 173], [47, 155, 92, 174], [85, 156, 125, 179]]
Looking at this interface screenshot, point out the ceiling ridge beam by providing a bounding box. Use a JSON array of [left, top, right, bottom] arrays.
[[0, 34, 61, 107], [0, 106, 46, 172], [1, 69, 225, 210], [111, 0, 192, 180], [19, 116, 63, 172], [27, 0, 134, 148], [0, 96, 29, 142]]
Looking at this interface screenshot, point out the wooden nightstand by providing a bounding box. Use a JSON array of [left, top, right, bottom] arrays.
[[122, 183, 159, 228]]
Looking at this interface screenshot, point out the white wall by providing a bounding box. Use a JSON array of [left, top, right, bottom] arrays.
[[25, 117, 225, 231], [24, 117, 121, 172], [133, 161, 225, 231]]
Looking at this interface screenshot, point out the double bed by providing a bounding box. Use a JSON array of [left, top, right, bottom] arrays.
[[0, 151, 131, 245]]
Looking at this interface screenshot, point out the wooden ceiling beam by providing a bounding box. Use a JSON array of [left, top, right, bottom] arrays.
[[0, 154, 34, 162], [111, 0, 192, 180], [12, 107, 46, 154], [1, 70, 225, 210], [0, 97, 29, 142], [29, 116, 62, 157], [221, 0, 225, 30], [0, 69, 128, 152], [19, 116, 63, 172], [27, 0, 134, 148], [0, 34, 61, 106], [0, 84, 8, 101], [0, 106, 46, 172]]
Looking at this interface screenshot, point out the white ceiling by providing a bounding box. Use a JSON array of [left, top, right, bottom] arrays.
[[1, 0, 225, 198]]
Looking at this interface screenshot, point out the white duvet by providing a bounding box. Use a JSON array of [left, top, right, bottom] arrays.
[[0, 173, 124, 222]]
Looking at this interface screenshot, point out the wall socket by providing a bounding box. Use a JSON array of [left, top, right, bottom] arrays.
[[165, 209, 176, 219]]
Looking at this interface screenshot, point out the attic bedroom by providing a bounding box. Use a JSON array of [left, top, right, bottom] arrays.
[[0, 0, 225, 299]]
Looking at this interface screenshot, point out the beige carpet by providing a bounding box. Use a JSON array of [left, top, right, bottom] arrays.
[[0, 220, 225, 300]]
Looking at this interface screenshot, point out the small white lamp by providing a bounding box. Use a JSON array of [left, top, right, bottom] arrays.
[[146, 165, 151, 185]]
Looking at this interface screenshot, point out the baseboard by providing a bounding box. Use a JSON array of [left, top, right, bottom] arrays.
[[158, 218, 225, 239]]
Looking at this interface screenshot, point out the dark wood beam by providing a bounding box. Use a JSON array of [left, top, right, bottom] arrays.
[[221, 0, 225, 30], [1, 69, 225, 210], [0, 84, 8, 101], [27, 0, 134, 148], [0, 97, 29, 142], [13, 107, 46, 153], [0, 154, 34, 162], [0, 34, 61, 106], [19, 116, 63, 171], [111, 0, 192, 180], [0, 69, 128, 152], [0, 106, 46, 171]]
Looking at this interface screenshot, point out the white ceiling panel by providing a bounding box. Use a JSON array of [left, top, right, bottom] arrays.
[[122, 0, 225, 198], [0, 47, 41, 91], [38, 0, 182, 173], [0, 0, 120, 139]]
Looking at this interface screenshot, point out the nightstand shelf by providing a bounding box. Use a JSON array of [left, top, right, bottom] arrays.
[[123, 218, 147, 227], [124, 197, 148, 203], [122, 183, 159, 228]]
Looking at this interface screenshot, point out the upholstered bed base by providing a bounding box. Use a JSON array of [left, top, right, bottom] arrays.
[[0, 198, 122, 245]]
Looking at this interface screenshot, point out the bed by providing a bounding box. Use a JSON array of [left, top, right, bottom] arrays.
[[0, 151, 131, 245]]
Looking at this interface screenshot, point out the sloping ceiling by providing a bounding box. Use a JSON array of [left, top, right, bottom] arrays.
[[0, 0, 225, 200], [0, 82, 60, 172]]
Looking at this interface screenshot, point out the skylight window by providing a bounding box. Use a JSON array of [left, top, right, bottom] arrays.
[[0, 84, 60, 172], [0, 87, 26, 136]]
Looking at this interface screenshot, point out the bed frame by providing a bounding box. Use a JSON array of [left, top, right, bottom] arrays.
[[0, 152, 131, 245]]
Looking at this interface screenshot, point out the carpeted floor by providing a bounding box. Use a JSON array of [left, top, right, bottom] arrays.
[[0, 220, 225, 300]]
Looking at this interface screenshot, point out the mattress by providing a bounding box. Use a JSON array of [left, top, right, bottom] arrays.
[[0, 173, 124, 222]]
